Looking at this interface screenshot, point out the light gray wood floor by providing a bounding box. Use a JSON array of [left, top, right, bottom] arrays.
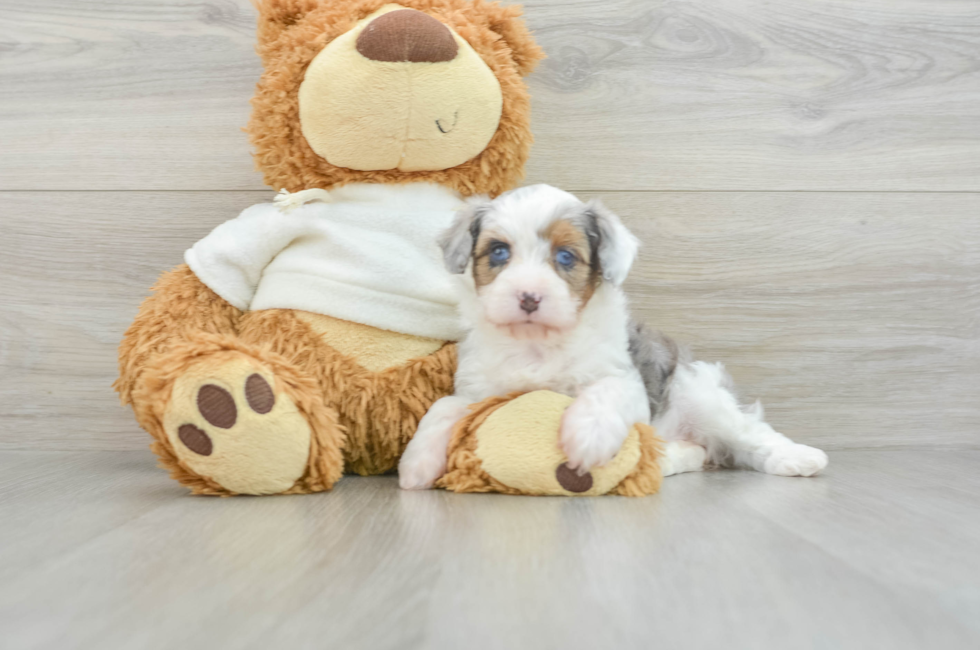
[[1, 1, 979, 648], [1, 450, 978, 649]]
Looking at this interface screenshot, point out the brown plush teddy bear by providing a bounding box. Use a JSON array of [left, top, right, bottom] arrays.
[[116, 0, 664, 497]]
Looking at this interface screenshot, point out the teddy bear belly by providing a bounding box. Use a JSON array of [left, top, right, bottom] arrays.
[[271, 309, 455, 476], [295, 311, 446, 372]]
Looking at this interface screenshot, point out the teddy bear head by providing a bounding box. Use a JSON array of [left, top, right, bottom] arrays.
[[248, 0, 544, 197]]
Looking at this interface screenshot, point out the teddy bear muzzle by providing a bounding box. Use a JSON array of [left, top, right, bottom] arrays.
[[297, 4, 504, 173]]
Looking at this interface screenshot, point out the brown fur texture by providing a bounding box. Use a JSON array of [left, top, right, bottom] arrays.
[[608, 423, 664, 497], [115, 265, 243, 406], [116, 265, 457, 492], [248, 0, 544, 197], [132, 335, 346, 496], [437, 393, 665, 496], [437, 393, 526, 494], [236, 309, 457, 475]]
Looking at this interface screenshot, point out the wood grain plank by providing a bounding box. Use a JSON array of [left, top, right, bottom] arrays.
[[0, 451, 977, 649], [603, 190, 980, 450], [0, 190, 976, 451], [0, 0, 264, 190], [3, 0, 980, 191], [526, 0, 980, 191], [0, 451, 186, 584], [0, 191, 268, 450]]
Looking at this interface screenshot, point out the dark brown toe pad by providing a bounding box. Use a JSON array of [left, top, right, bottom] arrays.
[[178, 424, 213, 456], [197, 384, 237, 429], [245, 374, 275, 414], [556, 462, 594, 493]]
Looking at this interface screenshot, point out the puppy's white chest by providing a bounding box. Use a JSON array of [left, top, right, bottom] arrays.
[[460, 343, 607, 400], [497, 360, 575, 395]]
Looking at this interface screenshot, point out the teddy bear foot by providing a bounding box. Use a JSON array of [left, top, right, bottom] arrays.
[[156, 348, 342, 495], [437, 391, 664, 497]]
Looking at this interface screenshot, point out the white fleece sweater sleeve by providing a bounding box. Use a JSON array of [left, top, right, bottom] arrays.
[[184, 203, 310, 310]]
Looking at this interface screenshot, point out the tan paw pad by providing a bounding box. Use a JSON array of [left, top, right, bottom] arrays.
[[163, 357, 312, 495]]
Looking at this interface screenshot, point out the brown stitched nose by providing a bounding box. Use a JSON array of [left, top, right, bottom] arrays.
[[356, 9, 458, 63], [519, 293, 541, 314]]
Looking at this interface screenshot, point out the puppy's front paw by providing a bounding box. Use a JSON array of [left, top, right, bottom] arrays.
[[559, 398, 630, 474], [764, 444, 828, 477], [397, 446, 447, 490]]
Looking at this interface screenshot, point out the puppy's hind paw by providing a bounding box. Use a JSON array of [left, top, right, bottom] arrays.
[[660, 440, 707, 477], [397, 448, 446, 490], [764, 444, 828, 477]]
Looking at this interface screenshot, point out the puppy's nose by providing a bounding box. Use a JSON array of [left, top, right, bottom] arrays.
[[356, 9, 458, 63], [519, 293, 541, 314]]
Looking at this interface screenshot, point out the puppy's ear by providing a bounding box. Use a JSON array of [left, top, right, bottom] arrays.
[[585, 200, 639, 286], [440, 197, 489, 274]]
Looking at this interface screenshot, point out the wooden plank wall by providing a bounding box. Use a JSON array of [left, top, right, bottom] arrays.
[[1, 0, 978, 451]]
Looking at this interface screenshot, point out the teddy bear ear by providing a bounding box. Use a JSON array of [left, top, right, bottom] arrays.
[[486, 4, 546, 77], [252, 0, 321, 45]]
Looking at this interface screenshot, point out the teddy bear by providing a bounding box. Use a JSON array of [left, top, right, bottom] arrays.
[[116, 0, 664, 497]]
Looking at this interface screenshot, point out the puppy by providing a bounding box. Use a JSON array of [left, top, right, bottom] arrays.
[[398, 184, 828, 489]]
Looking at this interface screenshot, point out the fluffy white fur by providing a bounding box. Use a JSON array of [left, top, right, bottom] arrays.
[[398, 185, 828, 490]]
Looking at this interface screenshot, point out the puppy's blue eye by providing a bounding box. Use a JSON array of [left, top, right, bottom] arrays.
[[555, 249, 576, 268], [489, 244, 511, 265]]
